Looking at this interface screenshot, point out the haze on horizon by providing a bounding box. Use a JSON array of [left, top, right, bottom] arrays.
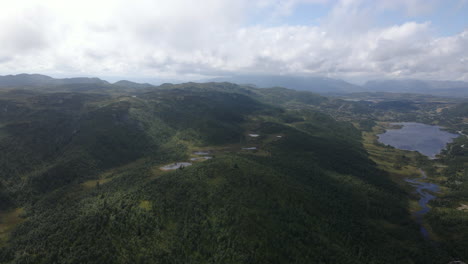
[[0, 0, 467, 84]]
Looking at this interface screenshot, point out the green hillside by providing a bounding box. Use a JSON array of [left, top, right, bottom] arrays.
[[0, 82, 443, 263]]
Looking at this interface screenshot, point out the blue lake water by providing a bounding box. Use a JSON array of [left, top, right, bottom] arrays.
[[378, 122, 459, 158], [377, 122, 458, 239]]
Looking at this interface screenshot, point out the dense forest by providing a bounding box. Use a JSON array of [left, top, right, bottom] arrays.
[[0, 79, 466, 263]]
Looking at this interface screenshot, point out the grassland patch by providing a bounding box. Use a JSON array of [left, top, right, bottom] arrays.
[[0, 208, 25, 246]]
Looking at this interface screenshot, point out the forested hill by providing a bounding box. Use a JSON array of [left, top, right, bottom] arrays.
[[0, 74, 109, 88], [0, 81, 440, 263]]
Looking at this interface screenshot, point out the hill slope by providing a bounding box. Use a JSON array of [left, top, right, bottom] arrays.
[[0, 82, 440, 263]]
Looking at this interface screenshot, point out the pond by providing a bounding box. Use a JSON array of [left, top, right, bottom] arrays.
[[160, 162, 192, 171], [190, 157, 212, 161], [242, 147, 257, 150], [378, 122, 459, 158]]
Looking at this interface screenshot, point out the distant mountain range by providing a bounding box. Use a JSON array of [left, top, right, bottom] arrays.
[[363, 79, 468, 97], [207, 75, 362, 94], [209, 75, 468, 97], [1, 73, 467, 97], [0, 73, 110, 87]]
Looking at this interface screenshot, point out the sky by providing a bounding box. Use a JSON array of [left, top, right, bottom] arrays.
[[0, 0, 467, 83]]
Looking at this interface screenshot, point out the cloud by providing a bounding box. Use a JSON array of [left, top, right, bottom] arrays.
[[0, 5, 51, 56], [0, 56, 12, 64], [263, 0, 330, 17], [0, 0, 466, 81]]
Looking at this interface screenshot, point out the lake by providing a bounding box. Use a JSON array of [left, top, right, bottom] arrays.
[[378, 122, 458, 239], [378, 122, 459, 158]]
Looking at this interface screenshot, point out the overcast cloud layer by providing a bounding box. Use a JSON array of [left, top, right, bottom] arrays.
[[0, 0, 467, 82]]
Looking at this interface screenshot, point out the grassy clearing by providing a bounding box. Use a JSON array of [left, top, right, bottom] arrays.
[[0, 208, 25, 246], [81, 178, 113, 189], [436, 107, 449, 113], [81, 158, 149, 189], [139, 200, 152, 211], [457, 203, 468, 211], [362, 126, 421, 180]]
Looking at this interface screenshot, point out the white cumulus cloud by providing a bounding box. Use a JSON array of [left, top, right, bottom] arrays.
[[0, 0, 466, 81]]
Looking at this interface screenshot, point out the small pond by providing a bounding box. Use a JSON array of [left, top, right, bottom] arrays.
[[193, 151, 210, 155], [160, 162, 192, 171]]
